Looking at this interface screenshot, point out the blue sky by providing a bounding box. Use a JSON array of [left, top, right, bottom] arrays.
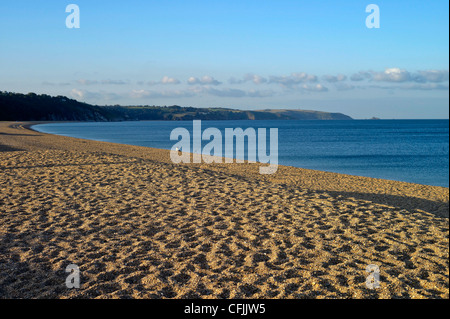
[[0, 0, 448, 119]]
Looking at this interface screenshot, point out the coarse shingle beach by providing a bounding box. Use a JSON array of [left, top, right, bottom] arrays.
[[0, 122, 448, 299]]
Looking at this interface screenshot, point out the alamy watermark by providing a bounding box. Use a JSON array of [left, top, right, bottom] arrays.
[[366, 4, 380, 29], [170, 120, 278, 174], [66, 4, 80, 29], [365, 264, 381, 289], [65, 263, 80, 288]]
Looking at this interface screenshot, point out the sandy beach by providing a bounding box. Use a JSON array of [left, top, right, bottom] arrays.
[[0, 121, 448, 299]]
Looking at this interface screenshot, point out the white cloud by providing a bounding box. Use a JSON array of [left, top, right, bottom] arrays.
[[70, 89, 121, 101], [70, 88, 85, 99], [254, 76, 268, 84], [187, 75, 222, 86], [245, 74, 267, 84], [229, 74, 268, 85], [187, 77, 199, 85], [300, 84, 329, 92], [70, 88, 103, 100], [373, 68, 412, 82], [160, 76, 180, 85], [148, 76, 181, 85]]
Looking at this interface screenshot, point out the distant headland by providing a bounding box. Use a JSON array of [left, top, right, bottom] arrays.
[[0, 91, 353, 121]]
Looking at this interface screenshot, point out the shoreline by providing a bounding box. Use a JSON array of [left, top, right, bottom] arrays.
[[0, 121, 448, 299], [30, 120, 450, 189]]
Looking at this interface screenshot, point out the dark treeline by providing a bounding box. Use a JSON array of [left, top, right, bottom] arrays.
[[0, 92, 114, 121], [0, 91, 352, 121]]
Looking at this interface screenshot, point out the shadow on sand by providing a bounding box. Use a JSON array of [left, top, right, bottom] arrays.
[[0, 144, 23, 152], [321, 189, 449, 219]]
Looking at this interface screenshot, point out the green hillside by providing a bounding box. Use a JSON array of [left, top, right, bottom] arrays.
[[0, 91, 353, 121]]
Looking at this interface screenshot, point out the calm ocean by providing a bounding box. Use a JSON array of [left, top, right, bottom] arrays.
[[33, 120, 449, 187]]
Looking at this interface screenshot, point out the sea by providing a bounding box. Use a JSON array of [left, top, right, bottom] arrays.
[[33, 120, 449, 187]]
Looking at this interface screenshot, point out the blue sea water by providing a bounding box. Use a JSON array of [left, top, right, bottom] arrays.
[[33, 120, 449, 187]]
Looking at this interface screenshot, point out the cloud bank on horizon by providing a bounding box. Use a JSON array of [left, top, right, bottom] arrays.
[[65, 67, 449, 100]]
